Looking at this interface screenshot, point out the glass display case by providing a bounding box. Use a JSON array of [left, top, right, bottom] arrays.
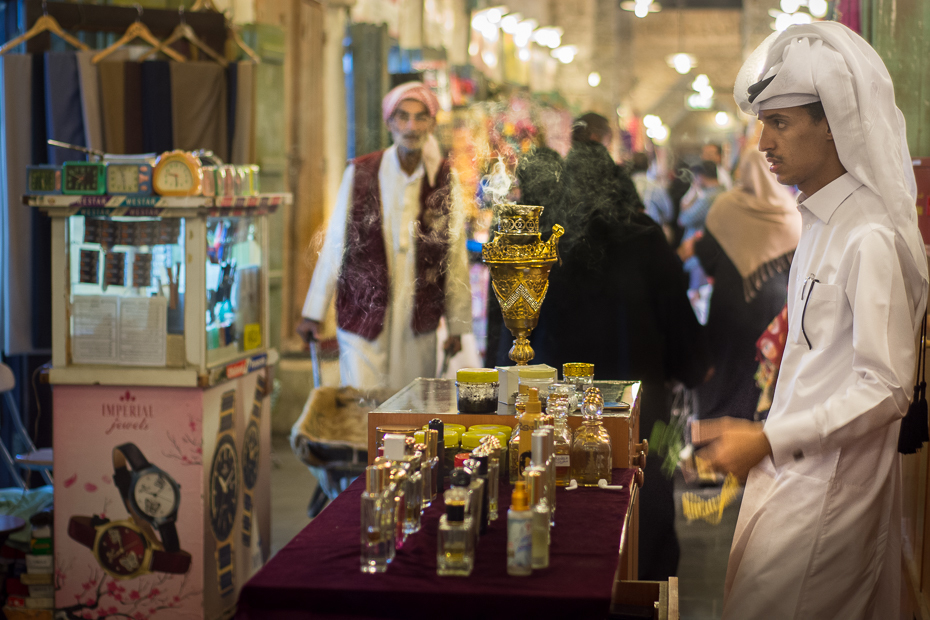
[[27, 193, 290, 386]]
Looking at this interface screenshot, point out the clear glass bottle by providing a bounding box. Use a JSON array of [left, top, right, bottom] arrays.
[[508, 385, 529, 484], [571, 387, 612, 487], [437, 487, 475, 576], [374, 463, 396, 561], [450, 468, 477, 550], [540, 425, 556, 525], [428, 418, 445, 493], [547, 385, 574, 487], [469, 454, 490, 534], [507, 481, 533, 576], [512, 388, 542, 484], [562, 363, 595, 410], [526, 468, 550, 569], [477, 437, 501, 521], [518, 367, 555, 410], [383, 435, 421, 536], [414, 443, 431, 509], [360, 466, 390, 573], [426, 430, 440, 503]]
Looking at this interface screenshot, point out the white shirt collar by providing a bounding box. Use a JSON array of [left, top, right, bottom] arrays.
[[797, 172, 862, 224]]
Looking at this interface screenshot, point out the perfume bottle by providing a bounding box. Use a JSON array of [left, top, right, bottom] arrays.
[[360, 466, 390, 573], [427, 429, 440, 503], [429, 419, 445, 491], [512, 387, 542, 484], [467, 454, 490, 535], [507, 481, 533, 576], [571, 387, 612, 487], [546, 388, 574, 487], [526, 467, 550, 570], [383, 435, 421, 536], [508, 385, 529, 484], [437, 487, 475, 576], [450, 468, 478, 549], [540, 425, 556, 524], [478, 437, 501, 520], [415, 442, 431, 509]]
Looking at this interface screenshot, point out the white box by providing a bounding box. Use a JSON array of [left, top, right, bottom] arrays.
[[494, 364, 557, 404]]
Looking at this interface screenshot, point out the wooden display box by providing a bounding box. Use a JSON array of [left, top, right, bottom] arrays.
[[367, 379, 642, 469], [611, 578, 679, 620]]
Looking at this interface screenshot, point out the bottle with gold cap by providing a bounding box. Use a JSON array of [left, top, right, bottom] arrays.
[[508, 384, 529, 484], [563, 363, 594, 410], [507, 481, 533, 576], [516, 388, 543, 482], [414, 442, 432, 509], [571, 387, 612, 487], [360, 465, 390, 573], [437, 487, 474, 576], [547, 385, 574, 487]]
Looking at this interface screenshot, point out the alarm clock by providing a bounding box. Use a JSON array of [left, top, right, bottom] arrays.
[[106, 162, 153, 196], [62, 162, 107, 196], [153, 150, 202, 197], [26, 165, 61, 195]]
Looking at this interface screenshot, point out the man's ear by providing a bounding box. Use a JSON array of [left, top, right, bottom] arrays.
[[825, 121, 834, 142]]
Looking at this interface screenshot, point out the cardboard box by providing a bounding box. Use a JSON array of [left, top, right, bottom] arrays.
[[495, 364, 557, 404]]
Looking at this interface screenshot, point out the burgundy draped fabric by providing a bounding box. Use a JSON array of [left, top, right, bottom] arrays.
[[236, 468, 634, 620]]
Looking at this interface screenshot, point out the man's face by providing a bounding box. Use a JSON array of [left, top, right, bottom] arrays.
[[758, 106, 837, 196], [387, 99, 434, 152], [701, 144, 721, 164]]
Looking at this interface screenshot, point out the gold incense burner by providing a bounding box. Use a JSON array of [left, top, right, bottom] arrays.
[[482, 204, 564, 365]]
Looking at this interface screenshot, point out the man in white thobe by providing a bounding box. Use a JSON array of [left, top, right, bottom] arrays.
[[702, 23, 929, 619], [297, 82, 471, 391]]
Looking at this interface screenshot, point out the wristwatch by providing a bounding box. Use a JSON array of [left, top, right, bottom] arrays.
[[241, 374, 265, 547], [210, 389, 239, 598], [113, 443, 182, 552], [68, 515, 191, 580]]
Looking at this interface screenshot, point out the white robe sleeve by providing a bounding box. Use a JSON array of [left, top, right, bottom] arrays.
[[764, 228, 917, 466], [442, 171, 473, 337], [301, 164, 355, 321]]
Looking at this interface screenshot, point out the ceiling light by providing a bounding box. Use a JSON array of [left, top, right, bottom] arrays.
[[780, 0, 801, 13], [691, 74, 710, 91], [715, 111, 730, 126], [620, 1, 661, 14], [774, 13, 792, 31], [588, 72, 601, 87], [518, 48, 530, 61], [634, 4, 649, 17], [791, 11, 813, 24], [500, 13, 522, 34], [482, 50, 498, 68], [809, 0, 828, 18], [486, 6, 507, 23], [551, 45, 577, 64], [667, 53, 695, 75], [643, 114, 662, 129]]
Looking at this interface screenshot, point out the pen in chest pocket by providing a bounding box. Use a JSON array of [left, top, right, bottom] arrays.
[[801, 273, 821, 350]]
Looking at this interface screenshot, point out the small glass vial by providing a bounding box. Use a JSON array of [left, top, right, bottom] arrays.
[[526, 467, 550, 570], [456, 368, 499, 413], [547, 387, 574, 487], [450, 468, 478, 550], [414, 443, 431, 509], [360, 466, 390, 573], [478, 437, 501, 520], [563, 363, 595, 409], [540, 425, 556, 524], [571, 387, 612, 487], [437, 487, 475, 576], [426, 430, 440, 503], [428, 419, 445, 492], [507, 481, 533, 576]]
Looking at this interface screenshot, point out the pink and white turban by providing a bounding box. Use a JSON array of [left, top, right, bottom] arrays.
[[382, 82, 439, 123]]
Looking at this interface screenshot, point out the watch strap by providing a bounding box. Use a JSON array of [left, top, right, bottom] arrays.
[[251, 374, 265, 421], [216, 542, 235, 597], [150, 548, 192, 575], [159, 522, 181, 553], [219, 390, 235, 434], [115, 443, 152, 471], [68, 516, 103, 549]]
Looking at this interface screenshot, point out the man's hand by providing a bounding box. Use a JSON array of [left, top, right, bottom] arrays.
[[696, 417, 772, 483], [296, 318, 320, 344], [443, 335, 462, 358]]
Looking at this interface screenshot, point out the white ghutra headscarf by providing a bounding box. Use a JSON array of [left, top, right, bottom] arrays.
[[734, 22, 929, 296]]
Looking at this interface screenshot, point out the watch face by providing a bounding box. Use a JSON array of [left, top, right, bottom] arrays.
[[28, 168, 59, 193], [133, 471, 178, 520], [107, 164, 140, 194], [64, 164, 101, 193], [155, 160, 195, 193], [242, 422, 260, 489], [96, 524, 147, 578], [210, 435, 239, 541]]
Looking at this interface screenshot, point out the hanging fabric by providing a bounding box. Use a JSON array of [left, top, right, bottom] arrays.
[[229, 61, 255, 164], [170, 62, 228, 160], [98, 61, 126, 154], [75, 51, 104, 153], [44, 52, 86, 164], [141, 61, 173, 154], [123, 62, 143, 154], [0, 55, 35, 355]]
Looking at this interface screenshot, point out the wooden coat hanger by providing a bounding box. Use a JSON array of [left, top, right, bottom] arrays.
[[138, 8, 227, 66], [91, 5, 186, 64], [0, 1, 90, 56], [227, 22, 261, 64]]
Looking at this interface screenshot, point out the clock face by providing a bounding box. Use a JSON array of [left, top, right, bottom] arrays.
[[28, 168, 59, 193], [155, 160, 195, 192], [210, 435, 239, 541], [133, 471, 179, 520], [242, 422, 260, 489], [96, 524, 147, 578], [107, 165, 140, 194], [64, 165, 101, 193]]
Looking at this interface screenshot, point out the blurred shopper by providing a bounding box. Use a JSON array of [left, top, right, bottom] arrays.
[[297, 82, 472, 391], [526, 139, 710, 581], [681, 149, 801, 421], [631, 152, 674, 242], [702, 23, 928, 619], [678, 161, 723, 290], [571, 112, 644, 213], [702, 142, 733, 189]]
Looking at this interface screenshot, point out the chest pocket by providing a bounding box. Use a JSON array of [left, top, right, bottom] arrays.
[[792, 281, 841, 350]]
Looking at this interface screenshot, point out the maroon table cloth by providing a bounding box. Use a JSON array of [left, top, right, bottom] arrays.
[[236, 468, 635, 620]]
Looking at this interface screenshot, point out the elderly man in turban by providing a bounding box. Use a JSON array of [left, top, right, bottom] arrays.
[[699, 22, 929, 619], [297, 82, 471, 391]]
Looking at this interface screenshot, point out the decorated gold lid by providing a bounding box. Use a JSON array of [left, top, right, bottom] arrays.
[[563, 362, 594, 378], [456, 368, 499, 384]]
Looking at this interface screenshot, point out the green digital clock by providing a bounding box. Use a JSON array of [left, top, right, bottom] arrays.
[[62, 162, 107, 196], [26, 165, 61, 195]]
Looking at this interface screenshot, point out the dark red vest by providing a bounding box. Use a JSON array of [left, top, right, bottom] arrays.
[[335, 150, 452, 340]]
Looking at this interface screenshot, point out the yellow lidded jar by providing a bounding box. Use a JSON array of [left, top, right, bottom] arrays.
[[455, 368, 500, 413]]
